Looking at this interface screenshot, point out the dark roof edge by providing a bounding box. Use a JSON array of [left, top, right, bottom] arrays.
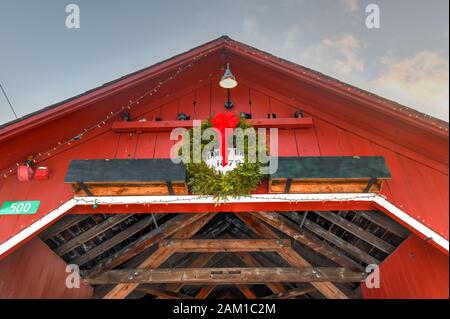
[[0, 35, 229, 130]]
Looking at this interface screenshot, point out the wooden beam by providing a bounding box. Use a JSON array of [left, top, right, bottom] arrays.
[[261, 287, 317, 299], [236, 285, 258, 299], [135, 286, 195, 299], [234, 252, 286, 295], [39, 214, 91, 241], [195, 286, 216, 299], [244, 213, 363, 270], [86, 267, 367, 285], [162, 253, 216, 296], [55, 214, 132, 255], [103, 248, 175, 299], [102, 213, 216, 299], [158, 239, 291, 252], [237, 213, 350, 299], [358, 211, 410, 238], [218, 231, 287, 295], [72, 214, 164, 266], [111, 117, 313, 133], [87, 213, 214, 277], [301, 219, 380, 265], [314, 211, 395, 254]]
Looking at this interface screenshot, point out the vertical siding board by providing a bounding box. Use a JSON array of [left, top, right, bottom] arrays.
[[134, 133, 157, 159], [178, 92, 196, 119], [269, 97, 292, 118], [249, 89, 270, 119], [194, 84, 211, 120]]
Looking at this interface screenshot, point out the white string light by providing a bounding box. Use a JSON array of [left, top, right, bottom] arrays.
[[0, 45, 218, 180]]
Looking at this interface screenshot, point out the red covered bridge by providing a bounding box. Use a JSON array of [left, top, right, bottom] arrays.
[[0, 36, 448, 299]]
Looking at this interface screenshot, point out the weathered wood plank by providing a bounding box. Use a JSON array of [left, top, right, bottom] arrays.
[[314, 211, 395, 254], [72, 214, 164, 266], [55, 214, 132, 255], [86, 213, 214, 277], [234, 252, 286, 295], [236, 213, 350, 299], [195, 286, 216, 299], [86, 267, 367, 285], [237, 285, 258, 299], [136, 286, 195, 299], [358, 211, 410, 238], [247, 212, 363, 270], [302, 219, 380, 265], [261, 287, 317, 299], [158, 239, 291, 252], [39, 214, 91, 241], [102, 213, 216, 299]]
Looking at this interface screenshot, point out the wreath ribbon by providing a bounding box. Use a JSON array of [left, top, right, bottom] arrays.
[[211, 112, 239, 166]]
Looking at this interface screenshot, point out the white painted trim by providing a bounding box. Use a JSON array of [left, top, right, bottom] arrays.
[[374, 196, 449, 251], [0, 193, 448, 258], [73, 193, 378, 205], [0, 199, 77, 256]]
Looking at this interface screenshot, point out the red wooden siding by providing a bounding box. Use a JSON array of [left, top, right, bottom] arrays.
[[362, 234, 449, 299], [0, 238, 93, 298], [0, 79, 447, 251], [0, 36, 447, 297]]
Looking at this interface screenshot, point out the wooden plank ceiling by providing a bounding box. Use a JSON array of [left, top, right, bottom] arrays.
[[39, 210, 410, 299]]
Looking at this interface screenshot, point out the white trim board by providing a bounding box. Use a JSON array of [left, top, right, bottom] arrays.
[[0, 193, 447, 258]]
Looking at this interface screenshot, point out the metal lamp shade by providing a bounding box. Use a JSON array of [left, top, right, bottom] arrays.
[[219, 66, 237, 89]]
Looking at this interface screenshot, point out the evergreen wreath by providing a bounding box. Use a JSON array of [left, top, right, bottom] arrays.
[[182, 114, 264, 200]]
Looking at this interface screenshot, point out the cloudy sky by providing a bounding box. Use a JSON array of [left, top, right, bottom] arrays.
[[0, 0, 448, 125]]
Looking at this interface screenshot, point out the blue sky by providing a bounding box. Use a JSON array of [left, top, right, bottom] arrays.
[[0, 0, 448, 125]]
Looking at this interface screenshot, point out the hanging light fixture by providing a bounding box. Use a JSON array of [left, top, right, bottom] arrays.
[[219, 63, 237, 89], [219, 63, 237, 109]]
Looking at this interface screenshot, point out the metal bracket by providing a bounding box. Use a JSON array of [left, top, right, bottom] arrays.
[[284, 178, 293, 193], [166, 181, 174, 195], [76, 181, 93, 196], [363, 177, 378, 193]]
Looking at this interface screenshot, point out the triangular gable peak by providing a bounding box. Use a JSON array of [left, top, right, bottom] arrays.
[[0, 36, 448, 258]]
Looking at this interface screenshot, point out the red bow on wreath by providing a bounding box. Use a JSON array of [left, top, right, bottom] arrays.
[[211, 112, 239, 166]]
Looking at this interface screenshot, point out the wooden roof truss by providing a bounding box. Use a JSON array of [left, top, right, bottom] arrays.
[[39, 210, 410, 299]]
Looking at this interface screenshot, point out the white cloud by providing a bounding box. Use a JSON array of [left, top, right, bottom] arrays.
[[283, 24, 301, 49], [243, 16, 259, 39], [338, 0, 359, 15], [370, 51, 449, 121], [300, 34, 366, 78]]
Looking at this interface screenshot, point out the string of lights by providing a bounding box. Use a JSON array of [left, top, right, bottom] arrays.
[[0, 44, 220, 180], [74, 193, 381, 207]]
